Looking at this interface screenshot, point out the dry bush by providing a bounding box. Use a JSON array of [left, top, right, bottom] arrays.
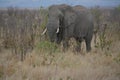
[[91, 5, 120, 52], [0, 6, 120, 80], [0, 7, 42, 61]]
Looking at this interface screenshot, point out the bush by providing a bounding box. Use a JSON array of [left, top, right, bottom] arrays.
[[95, 24, 112, 52], [35, 41, 60, 54]]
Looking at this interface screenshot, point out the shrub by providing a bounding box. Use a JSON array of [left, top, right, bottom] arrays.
[[35, 41, 60, 54], [95, 24, 112, 51]]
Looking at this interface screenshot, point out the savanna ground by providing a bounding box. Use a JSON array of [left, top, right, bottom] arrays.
[[0, 6, 120, 80]]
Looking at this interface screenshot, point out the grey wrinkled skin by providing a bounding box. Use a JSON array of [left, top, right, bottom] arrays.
[[46, 4, 94, 52]]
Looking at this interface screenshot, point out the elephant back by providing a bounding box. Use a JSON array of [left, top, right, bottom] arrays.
[[57, 4, 74, 13], [73, 5, 88, 12], [73, 5, 93, 23]]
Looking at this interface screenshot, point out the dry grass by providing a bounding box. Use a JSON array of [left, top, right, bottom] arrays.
[[0, 7, 120, 80], [0, 38, 120, 80]]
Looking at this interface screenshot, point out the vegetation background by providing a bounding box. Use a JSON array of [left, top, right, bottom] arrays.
[[0, 5, 120, 80]]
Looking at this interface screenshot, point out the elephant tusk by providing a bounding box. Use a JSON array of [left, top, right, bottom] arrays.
[[56, 27, 59, 33], [41, 28, 47, 35]]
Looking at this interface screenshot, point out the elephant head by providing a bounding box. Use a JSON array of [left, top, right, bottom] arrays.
[[46, 5, 63, 43], [42, 4, 68, 43], [42, 4, 77, 44]]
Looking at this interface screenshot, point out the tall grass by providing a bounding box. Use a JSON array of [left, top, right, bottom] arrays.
[[0, 5, 120, 80], [0, 6, 120, 61], [0, 7, 42, 61]]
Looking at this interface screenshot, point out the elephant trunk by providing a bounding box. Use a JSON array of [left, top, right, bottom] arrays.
[[46, 18, 60, 42]]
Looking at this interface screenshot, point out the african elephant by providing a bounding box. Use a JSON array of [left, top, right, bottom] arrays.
[[42, 4, 94, 52]]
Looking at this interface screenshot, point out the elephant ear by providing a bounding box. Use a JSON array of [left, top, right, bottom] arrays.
[[64, 11, 77, 28]]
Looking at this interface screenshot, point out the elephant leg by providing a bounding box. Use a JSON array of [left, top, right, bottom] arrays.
[[63, 39, 69, 52], [85, 36, 92, 52], [75, 38, 82, 52]]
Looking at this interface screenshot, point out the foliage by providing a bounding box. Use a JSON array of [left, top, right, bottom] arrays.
[[111, 6, 120, 22], [110, 5, 120, 36], [39, 7, 48, 40], [0, 7, 41, 61], [95, 24, 112, 51], [91, 6, 102, 45], [114, 55, 120, 64], [0, 6, 120, 80], [91, 6, 101, 23], [40, 7, 48, 29], [0, 6, 120, 61], [35, 41, 60, 66], [35, 41, 60, 53]]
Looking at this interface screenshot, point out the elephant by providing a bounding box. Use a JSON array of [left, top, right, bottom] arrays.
[[42, 4, 94, 52]]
